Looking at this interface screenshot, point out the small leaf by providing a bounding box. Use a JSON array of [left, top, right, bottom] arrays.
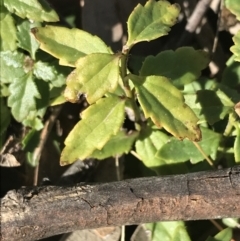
[[230, 30, 240, 62], [225, 0, 240, 20], [34, 60, 70, 87], [8, 73, 40, 122], [90, 130, 138, 160], [145, 221, 190, 241], [130, 74, 201, 141], [234, 124, 240, 163], [222, 218, 240, 228], [60, 96, 126, 165], [206, 228, 232, 241], [22, 112, 44, 130], [157, 127, 221, 164], [4, 0, 59, 22], [31, 26, 111, 67], [0, 50, 26, 83], [16, 18, 39, 59], [64, 53, 120, 104], [140, 47, 209, 87], [126, 0, 180, 47], [0, 6, 17, 51]]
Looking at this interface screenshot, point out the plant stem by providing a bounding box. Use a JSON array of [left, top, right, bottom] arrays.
[[120, 45, 141, 123], [193, 141, 215, 169]]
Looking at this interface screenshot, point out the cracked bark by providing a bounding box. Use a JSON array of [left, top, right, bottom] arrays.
[[1, 166, 240, 241]]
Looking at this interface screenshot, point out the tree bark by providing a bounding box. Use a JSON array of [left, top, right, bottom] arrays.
[[1, 166, 240, 241]]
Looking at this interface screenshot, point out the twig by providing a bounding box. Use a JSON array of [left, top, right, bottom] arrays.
[[33, 105, 62, 186], [176, 0, 213, 47]]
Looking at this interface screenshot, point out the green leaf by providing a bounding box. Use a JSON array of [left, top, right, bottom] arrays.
[[157, 127, 221, 164], [196, 90, 234, 125], [31, 26, 111, 67], [225, 0, 240, 20], [230, 31, 240, 62], [64, 53, 120, 104], [234, 124, 240, 163], [16, 18, 39, 59], [22, 112, 43, 130], [130, 75, 201, 141], [8, 73, 40, 122], [0, 6, 17, 51], [4, 0, 59, 22], [172, 226, 192, 241], [222, 218, 240, 228], [145, 221, 190, 241], [126, 0, 180, 48], [90, 130, 138, 160], [140, 47, 209, 87], [135, 127, 169, 168], [206, 228, 232, 241], [34, 60, 69, 87], [0, 98, 11, 136], [222, 55, 240, 89], [60, 96, 126, 165], [0, 50, 26, 83]]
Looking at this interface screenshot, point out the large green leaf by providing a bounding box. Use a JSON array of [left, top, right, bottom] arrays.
[[60, 96, 126, 165], [4, 0, 59, 22], [230, 31, 240, 62], [64, 53, 120, 104], [32, 26, 111, 67], [8, 73, 40, 122], [145, 221, 191, 241], [0, 50, 26, 83], [16, 19, 39, 59], [90, 130, 138, 160], [130, 75, 201, 141], [126, 0, 180, 48], [140, 47, 209, 87], [225, 0, 240, 20], [157, 127, 221, 164], [0, 6, 17, 51]]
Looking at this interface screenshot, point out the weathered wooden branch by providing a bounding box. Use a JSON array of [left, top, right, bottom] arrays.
[[1, 166, 240, 241]]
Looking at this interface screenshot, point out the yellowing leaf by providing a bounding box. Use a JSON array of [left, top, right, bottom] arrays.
[[4, 0, 59, 22], [230, 30, 240, 62], [60, 96, 126, 165], [140, 47, 209, 87], [225, 0, 240, 21], [64, 53, 120, 104], [32, 26, 111, 67], [126, 0, 180, 47], [130, 75, 201, 141]]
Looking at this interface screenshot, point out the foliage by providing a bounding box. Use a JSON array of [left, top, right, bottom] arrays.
[[1, 0, 240, 240]]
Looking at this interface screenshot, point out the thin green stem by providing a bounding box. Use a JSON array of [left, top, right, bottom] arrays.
[[193, 141, 215, 169], [120, 45, 141, 123]]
